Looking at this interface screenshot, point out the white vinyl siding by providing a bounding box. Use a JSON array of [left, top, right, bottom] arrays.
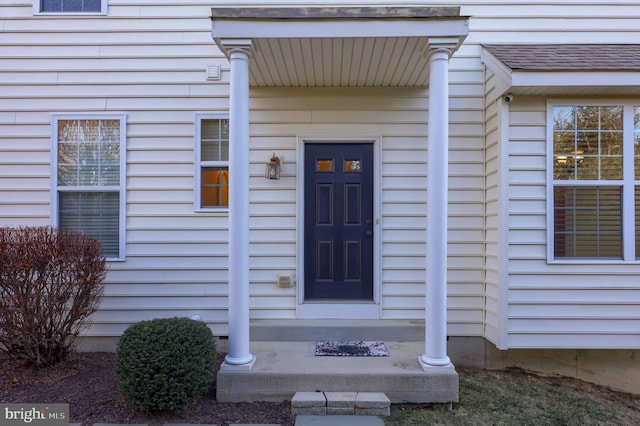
[[483, 65, 508, 347], [1, 1, 232, 336], [447, 43, 487, 336], [502, 98, 640, 349], [473, 1, 640, 349], [249, 80, 486, 332], [1, 0, 639, 347]]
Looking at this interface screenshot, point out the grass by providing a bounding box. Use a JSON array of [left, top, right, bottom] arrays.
[[385, 368, 640, 426]]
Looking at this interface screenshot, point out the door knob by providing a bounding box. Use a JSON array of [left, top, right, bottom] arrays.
[[366, 230, 372, 236]]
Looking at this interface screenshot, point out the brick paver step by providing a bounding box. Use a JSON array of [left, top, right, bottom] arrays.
[[292, 391, 327, 415], [291, 391, 390, 416]]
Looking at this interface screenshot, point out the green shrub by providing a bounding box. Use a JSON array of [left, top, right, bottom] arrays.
[[115, 317, 216, 414], [0, 226, 105, 366]]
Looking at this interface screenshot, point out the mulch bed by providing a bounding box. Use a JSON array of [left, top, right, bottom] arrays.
[[0, 352, 295, 426]]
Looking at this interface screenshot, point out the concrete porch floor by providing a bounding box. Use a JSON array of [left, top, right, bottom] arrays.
[[216, 320, 459, 403]]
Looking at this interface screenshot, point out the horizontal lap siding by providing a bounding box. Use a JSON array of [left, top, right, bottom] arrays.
[[246, 93, 303, 320], [0, 0, 499, 338], [483, 65, 503, 346], [0, 2, 234, 336], [446, 44, 486, 336], [464, 0, 640, 348], [378, 101, 427, 320], [380, 41, 486, 332], [506, 97, 640, 349], [459, 0, 640, 46], [5, 0, 639, 346], [505, 98, 551, 347], [253, 89, 432, 321], [251, 83, 486, 333]]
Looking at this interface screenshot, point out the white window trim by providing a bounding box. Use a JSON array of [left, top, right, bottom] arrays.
[[194, 113, 230, 212], [50, 114, 127, 261], [546, 100, 637, 264], [33, 0, 107, 15]]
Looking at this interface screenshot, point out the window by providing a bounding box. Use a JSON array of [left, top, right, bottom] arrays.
[[35, 0, 106, 14], [52, 116, 125, 259], [549, 103, 639, 261], [195, 115, 229, 210]]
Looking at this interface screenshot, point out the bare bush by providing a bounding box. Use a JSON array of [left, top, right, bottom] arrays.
[[0, 226, 106, 366]]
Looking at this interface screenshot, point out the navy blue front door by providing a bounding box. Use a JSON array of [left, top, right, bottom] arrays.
[[304, 143, 374, 300]]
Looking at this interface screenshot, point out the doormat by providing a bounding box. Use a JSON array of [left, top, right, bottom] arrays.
[[315, 340, 389, 357]]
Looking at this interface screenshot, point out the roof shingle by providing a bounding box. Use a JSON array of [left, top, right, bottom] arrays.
[[483, 44, 640, 71]]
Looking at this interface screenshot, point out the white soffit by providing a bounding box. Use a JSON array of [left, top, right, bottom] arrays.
[[211, 7, 469, 88]]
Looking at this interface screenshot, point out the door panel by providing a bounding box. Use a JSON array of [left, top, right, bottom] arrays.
[[304, 143, 374, 300]]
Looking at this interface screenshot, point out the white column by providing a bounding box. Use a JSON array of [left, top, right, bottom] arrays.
[[420, 40, 457, 370], [222, 40, 255, 369]]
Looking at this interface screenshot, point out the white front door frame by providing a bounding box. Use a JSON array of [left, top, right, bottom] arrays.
[[296, 136, 382, 319]]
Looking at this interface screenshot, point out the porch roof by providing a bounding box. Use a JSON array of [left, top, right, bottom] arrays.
[[482, 44, 640, 96], [211, 7, 469, 88]]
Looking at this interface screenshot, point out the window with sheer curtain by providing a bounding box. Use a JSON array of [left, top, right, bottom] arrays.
[[54, 116, 125, 258], [550, 103, 640, 261], [195, 115, 229, 210]]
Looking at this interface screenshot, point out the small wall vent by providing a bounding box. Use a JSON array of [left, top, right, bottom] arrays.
[[206, 64, 221, 81]]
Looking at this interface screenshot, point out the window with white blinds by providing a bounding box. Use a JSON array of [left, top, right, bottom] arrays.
[[53, 116, 125, 259], [549, 103, 639, 261], [195, 115, 229, 210], [553, 186, 621, 258], [35, 0, 106, 14]]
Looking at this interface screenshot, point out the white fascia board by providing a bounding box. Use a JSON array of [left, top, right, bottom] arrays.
[[511, 71, 640, 88], [212, 18, 468, 39], [480, 48, 514, 98]]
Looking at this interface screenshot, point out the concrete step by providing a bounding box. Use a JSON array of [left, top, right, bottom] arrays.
[[250, 319, 424, 342], [291, 391, 390, 416], [217, 341, 458, 403]]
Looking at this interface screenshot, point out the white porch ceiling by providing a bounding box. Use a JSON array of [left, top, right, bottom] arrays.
[[249, 37, 432, 87], [211, 7, 469, 88]]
